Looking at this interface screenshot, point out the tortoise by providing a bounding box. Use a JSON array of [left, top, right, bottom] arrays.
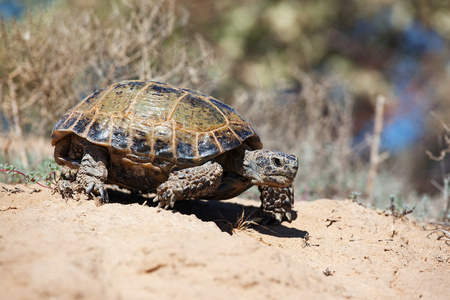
[[51, 80, 299, 223]]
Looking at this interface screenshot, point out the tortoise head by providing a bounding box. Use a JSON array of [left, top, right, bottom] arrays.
[[242, 150, 298, 187]]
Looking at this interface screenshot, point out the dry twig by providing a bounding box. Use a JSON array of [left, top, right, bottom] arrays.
[[426, 229, 450, 241], [367, 95, 389, 203]]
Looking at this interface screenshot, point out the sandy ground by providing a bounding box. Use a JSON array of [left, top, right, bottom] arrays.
[[0, 183, 449, 300]]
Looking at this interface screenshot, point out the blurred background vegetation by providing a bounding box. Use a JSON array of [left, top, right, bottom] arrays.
[[1, 0, 450, 221]]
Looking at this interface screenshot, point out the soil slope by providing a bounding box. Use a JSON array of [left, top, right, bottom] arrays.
[[0, 183, 449, 299]]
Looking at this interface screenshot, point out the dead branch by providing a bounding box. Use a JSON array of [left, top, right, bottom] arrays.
[[426, 229, 450, 241], [367, 95, 388, 203]]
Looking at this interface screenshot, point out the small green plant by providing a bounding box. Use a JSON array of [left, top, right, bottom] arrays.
[[349, 191, 362, 202], [0, 162, 60, 188], [387, 194, 416, 218]]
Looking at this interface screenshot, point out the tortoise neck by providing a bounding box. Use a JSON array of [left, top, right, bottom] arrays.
[[214, 147, 250, 176]]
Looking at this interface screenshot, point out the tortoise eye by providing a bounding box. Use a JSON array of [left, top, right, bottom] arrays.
[[272, 157, 283, 167]]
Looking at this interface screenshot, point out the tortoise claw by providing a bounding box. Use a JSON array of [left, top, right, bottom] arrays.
[[86, 181, 95, 194], [158, 194, 175, 210], [154, 189, 177, 210], [285, 211, 292, 223], [274, 212, 283, 224], [80, 180, 109, 204], [169, 194, 176, 208], [99, 186, 109, 203]]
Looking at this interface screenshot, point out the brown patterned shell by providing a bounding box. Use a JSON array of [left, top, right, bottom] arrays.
[[51, 80, 262, 165]]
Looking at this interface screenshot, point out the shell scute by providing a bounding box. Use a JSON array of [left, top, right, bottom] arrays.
[[76, 86, 108, 111], [52, 113, 69, 132], [111, 117, 131, 150], [60, 111, 81, 130], [230, 124, 254, 141], [197, 133, 220, 158], [99, 81, 146, 114], [87, 114, 112, 144], [153, 124, 174, 159], [133, 83, 182, 121], [176, 130, 197, 162], [209, 98, 244, 123], [180, 87, 210, 99], [72, 112, 95, 136], [129, 121, 152, 154], [173, 94, 226, 132], [131, 136, 151, 155], [208, 98, 259, 146], [150, 83, 178, 95], [214, 127, 241, 151], [115, 80, 147, 90]]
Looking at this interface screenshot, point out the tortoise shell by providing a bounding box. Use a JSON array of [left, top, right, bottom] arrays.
[[51, 80, 262, 168]]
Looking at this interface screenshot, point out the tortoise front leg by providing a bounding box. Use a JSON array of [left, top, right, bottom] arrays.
[[257, 185, 294, 224], [154, 161, 223, 209]]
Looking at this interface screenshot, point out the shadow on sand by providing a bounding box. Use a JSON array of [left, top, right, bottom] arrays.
[[106, 188, 308, 238]]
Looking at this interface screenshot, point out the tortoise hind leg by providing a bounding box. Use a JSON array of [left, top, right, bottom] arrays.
[[154, 161, 223, 209], [76, 146, 109, 204]]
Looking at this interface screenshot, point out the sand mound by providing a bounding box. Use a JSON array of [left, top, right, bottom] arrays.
[[0, 183, 448, 299]]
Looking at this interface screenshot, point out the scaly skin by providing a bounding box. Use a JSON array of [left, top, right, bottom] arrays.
[[60, 145, 297, 223], [154, 161, 223, 209], [258, 185, 294, 224], [76, 152, 109, 204]]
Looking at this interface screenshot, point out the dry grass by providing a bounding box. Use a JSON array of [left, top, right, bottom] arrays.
[[0, 0, 216, 139], [0, 0, 216, 171], [219, 209, 257, 235], [427, 116, 450, 222], [0, 1, 446, 221], [229, 71, 436, 219], [232, 71, 361, 200]]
